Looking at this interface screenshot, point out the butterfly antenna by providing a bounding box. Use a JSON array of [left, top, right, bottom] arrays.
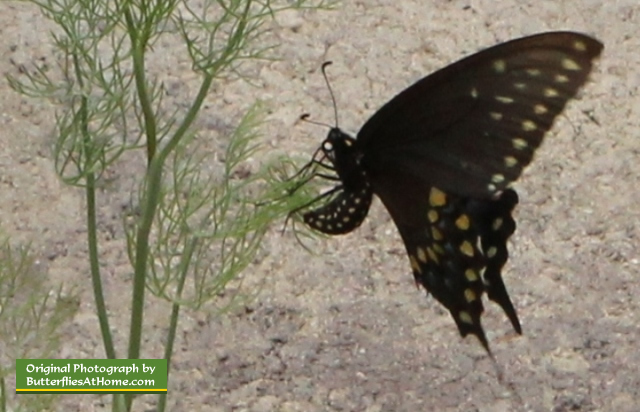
[[299, 113, 333, 129], [321, 61, 339, 128]]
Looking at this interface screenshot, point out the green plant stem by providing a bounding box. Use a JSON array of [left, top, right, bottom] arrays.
[[1, 376, 6, 412], [127, 70, 215, 356], [126, 71, 213, 408], [157, 237, 197, 412], [126, 157, 161, 412], [70, 43, 117, 362], [86, 174, 117, 360], [122, 4, 158, 164]]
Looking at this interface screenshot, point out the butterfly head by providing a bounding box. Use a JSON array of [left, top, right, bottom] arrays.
[[320, 128, 364, 187]]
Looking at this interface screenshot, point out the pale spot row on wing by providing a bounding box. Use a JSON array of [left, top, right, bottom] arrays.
[[526, 68, 541, 77], [504, 156, 518, 168], [492, 59, 506, 73], [561, 58, 581, 71], [534, 104, 548, 115], [522, 120, 537, 131], [495, 95, 515, 104], [544, 87, 559, 98], [512, 138, 528, 150]]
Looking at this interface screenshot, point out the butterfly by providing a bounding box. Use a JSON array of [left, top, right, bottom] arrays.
[[289, 31, 603, 353]]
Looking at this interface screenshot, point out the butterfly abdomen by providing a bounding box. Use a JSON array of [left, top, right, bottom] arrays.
[[303, 187, 373, 235], [302, 129, 374, 235]]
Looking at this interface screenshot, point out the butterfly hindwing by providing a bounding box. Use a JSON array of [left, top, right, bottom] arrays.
[[372, 169, 520, 351], [467, 189, 521, 333]]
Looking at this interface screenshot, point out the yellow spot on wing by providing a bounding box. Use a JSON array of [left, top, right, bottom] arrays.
[[428, 210, 439, 223], [465, 269, 478, 281], [410, 255, 421, 274], [427, 247, 439, 263], [460, 241, 474, 257], [455, 214, 470, 230], [429, 187, 447, 207], [464, 288, 477, 302], [416, 247, 428, 263], [459, 311, 473, 324], [431, 227, 443, 241]]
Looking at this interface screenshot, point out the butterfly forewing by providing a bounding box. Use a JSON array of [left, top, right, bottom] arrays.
[[359, 32, 603, 198], [294, 32, 603, 352]]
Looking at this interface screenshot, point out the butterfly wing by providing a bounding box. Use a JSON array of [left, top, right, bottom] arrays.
[[371, 169, 521, 351], [359, 31, 603, 198]]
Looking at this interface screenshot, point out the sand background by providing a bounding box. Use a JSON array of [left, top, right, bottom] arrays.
[[0, 1, 638, 411]]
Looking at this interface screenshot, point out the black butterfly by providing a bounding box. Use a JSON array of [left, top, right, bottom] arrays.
[[290, 32, 603, 353]]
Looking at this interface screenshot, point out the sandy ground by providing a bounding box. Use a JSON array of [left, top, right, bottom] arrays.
[[1, 1, 639, 411]]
